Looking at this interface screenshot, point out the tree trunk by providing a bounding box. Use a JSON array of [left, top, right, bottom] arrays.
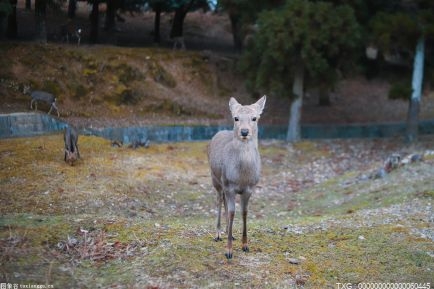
[[287, 64, 304, 142], [34, 0, 47, 43], [68, 0, 77, 19], [6, 0, 17, 39], [104, 0, 116, 31], [318, 83, 330, 106], [89, 0, 99, 43], [170, 7, 186, 39], [229, 11, 242, 52], [170, 0, 195, 39], [0, 17, 5, 40], [153, 3, 161, 43], [406, 36, 425, 143]]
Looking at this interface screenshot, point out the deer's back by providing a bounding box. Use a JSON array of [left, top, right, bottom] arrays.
[[64, 126, 78, 151], [32, 91, 55, 102]]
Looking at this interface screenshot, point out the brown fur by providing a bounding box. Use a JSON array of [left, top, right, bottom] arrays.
[[207, 95, 266, 259]]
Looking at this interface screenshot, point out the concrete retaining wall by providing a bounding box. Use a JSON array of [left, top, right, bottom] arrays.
[[1, 113, 433, 142], [0, 113, 67, 138]]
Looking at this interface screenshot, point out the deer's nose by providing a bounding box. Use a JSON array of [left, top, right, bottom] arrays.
[[241, 129, 249, 137]]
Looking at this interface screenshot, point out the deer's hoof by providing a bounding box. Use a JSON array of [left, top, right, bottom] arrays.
[[225, 252, 233, 259], [214, 236, 223, 242], [242, 245, 249, 252]]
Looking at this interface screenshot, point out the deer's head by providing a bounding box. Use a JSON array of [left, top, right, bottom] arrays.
[[65, 150, 78, 166], [23, 85, 31, 95], [229, 96, 266, 142]]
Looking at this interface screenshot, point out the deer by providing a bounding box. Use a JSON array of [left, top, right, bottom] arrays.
[[60, 21, 82, 46], [24, 86, 60, 117], [172, 36, 186, 50], [64, 126, 80, 166], [207, 95, 266, 259]]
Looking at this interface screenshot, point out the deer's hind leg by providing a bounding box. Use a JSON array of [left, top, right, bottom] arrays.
[[48, 105, 54, 115], [74, 144, 80, 159], [215, 191, 224, 242], [212, 176, 224, 242], [30, 99, 37, 110], [51, 102, 60, 117]]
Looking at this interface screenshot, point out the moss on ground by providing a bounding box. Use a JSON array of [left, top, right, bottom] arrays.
[[0, 135, 433, 288]]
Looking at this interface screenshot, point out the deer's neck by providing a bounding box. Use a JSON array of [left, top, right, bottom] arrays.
[[231, 137, 259, 163], [227, 137, 260, 186]]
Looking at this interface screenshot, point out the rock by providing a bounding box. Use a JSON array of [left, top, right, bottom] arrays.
[[288, 258, 301, 265], [111, 140, 123, 147], [402, 153, 423, 165], [370, 168, 387, 179], [410, 154, 423, 162]]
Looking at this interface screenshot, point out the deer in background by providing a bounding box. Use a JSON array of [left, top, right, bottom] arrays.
[[60, 21, 82, 46], [208, 95, 266, 259], [24, 86, 60, 117], [64, 126, 80, 166]]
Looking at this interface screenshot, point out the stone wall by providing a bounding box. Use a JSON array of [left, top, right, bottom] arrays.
[[0, 113, 67, 138], [1, 113, 433, 142]]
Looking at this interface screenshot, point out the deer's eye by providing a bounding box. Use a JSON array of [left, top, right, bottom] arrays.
[[234, 117, 239, 122], [252, 117, 257, 122]]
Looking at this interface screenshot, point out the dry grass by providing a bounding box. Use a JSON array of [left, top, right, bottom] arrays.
[[0, 42, 250, 129], [2, 9, 433, 288], [2, 42, 434, 132], [1, 133, 433, 288]]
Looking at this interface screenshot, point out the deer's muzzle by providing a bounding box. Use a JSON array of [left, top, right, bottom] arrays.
[[241, 129, 249, 137]]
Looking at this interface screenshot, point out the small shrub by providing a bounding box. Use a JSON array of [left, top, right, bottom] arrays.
[[389, 82, 412, 100], [87, 59, 99, 70], [83, 68, 97, 77], [72, 84, 88, 100], [120, 89, 143, 105], [103, 83, 142, 105], [26, 79, 38, 90], [117, 63, 144, 84], [42, 80, 61, 96], [148, 62, 176, 88]]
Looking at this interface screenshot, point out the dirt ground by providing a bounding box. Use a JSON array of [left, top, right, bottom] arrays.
[[0, 132, 433, 288]]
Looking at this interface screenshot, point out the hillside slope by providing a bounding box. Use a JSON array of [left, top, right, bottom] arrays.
[[1, 43, 434, 130], [0, 43, 252, 127]]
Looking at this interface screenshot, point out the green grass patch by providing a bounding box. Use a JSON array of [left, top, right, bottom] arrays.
[[0, 135, 432, 288]]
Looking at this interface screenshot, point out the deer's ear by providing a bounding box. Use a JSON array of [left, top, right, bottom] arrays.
[[229, 97, 241, 114], [254, 95, 266, 115]]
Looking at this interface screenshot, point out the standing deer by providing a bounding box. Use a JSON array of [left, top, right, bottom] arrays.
[[208, 95, 266, 259], [24, 86, 60, 117], [60, 21, 82, 46], [64, 126, 80, 166]]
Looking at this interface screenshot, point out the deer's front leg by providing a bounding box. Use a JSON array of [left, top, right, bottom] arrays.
[[241, 189, 252, 253], [224, 190, 236, 259]]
